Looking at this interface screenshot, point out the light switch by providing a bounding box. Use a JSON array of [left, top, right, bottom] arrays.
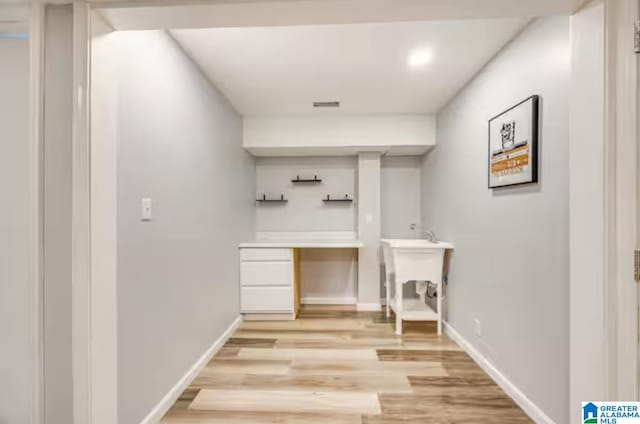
[[365, 213, 373, 224], [141, 198, 153, 221]]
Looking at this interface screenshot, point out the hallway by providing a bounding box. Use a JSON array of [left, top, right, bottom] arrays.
[[161, 306, 532, 423]]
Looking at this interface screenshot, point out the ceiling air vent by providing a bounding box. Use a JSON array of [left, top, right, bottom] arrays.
[[313, 101, 340, 108]]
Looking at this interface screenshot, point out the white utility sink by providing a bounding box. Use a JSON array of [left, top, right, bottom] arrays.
[[380, 238, 453, 335], [381, 239, 454, 249]]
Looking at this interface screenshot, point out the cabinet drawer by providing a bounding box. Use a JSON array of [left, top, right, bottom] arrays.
[[241, 287, 293, 313], [240, 261, 293, 287], [240, 248, 292, 262]]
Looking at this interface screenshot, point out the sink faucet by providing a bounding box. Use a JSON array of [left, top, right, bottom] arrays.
[[423, 230, 438, 243], [409, 224, 438, 242]]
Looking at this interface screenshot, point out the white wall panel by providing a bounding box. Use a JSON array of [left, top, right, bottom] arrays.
[[421, 17, 570, 422]]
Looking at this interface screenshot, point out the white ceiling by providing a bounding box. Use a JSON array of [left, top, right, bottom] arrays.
[[171, 18, 529, 116], [99, 0, 585, 31]]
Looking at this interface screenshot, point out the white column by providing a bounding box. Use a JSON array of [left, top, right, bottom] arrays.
[[569, 2, 607, 422], [89, 8, 119, 424], [357, 152, 381, 310], [72, 3, 119, 423], [43, 5, 74, 424]]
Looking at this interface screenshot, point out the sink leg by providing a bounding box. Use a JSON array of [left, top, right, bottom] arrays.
[[437, 278, 442, 336], [416, 281, 427, 303], [385, 276, 391, 318], [395, 279, 403, 335], [385, 283, 391, 318]]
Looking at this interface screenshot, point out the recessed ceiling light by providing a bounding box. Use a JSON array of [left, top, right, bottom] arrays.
[[408, 49, 433, 68]]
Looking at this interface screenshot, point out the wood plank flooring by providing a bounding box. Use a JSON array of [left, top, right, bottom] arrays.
[[161, 305, 532, 423]]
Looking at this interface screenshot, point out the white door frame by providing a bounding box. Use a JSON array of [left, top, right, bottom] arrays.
[[71, 2, 118, 423], [71, 2, 92, 422], [64, 1, 639, 423], [28, 3, 44, 424], [604, 0, 639, 400]]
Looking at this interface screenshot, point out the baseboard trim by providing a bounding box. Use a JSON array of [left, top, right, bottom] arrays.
[[302, 297, 357, 305], [139, 315, 243, 424], [357, 302, 382, 311], [243, 313, 295, 321], [444, 322, 555, 424]]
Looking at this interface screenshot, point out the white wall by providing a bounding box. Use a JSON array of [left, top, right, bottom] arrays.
[[380, 156, 422, 298], [112, 31, 255, 424], [42, 6, 74, 424], [299, 249, 358, 304], [255, 156, 358, 302], [381, 156, 422, 239], [569, 1, 605, 422], [0, 5, 28, 34], [0, 35, 31, 424], [244, 115, 436, 156], [255, 156, 357, 233], [255, 155, 421, 303], [421, 17, 570, 423]]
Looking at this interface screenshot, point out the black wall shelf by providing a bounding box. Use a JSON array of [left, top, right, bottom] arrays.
[[291, 175, 322, 183], [323, 195, 353, 202], [256, 194, 287, 203]]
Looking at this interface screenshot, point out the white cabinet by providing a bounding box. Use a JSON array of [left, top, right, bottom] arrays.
[[241, 287, 293, 312], [240, 248, 292, 262], [239, 248, 297, 316], [241, 262, 293, 286]]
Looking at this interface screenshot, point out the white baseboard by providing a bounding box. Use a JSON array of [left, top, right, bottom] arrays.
[[139, 315, 243, 424], [357, 302, 382, 311], [302, 296, 357, 305], [444, 322, 555, 424], [243, 313, 296, 321]]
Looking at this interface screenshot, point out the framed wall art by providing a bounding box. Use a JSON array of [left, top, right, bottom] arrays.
[[488, 95, 539, 188]]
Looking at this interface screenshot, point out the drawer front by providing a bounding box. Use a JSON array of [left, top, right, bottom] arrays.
[[241, 287, 293, 313], [240, 248, 292, 262], [241, 261, 293, 287]]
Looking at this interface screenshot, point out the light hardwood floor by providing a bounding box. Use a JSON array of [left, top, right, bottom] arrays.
[[161, 305, 532, 423]]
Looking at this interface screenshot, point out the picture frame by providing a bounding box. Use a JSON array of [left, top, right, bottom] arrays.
[[488, 95, 539, 188]]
